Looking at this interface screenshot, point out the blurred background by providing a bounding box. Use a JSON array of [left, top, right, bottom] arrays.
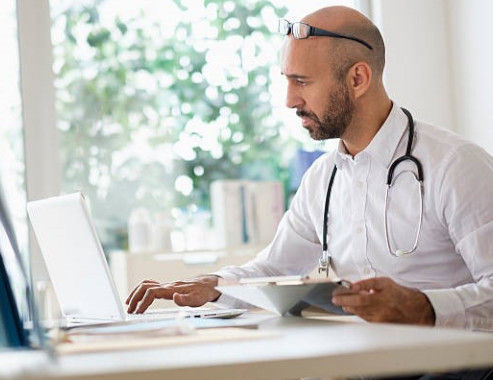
[[1, 0, 492, 309]]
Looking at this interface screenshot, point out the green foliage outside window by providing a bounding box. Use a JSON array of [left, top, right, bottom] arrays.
[[52, 0, 301, 250]]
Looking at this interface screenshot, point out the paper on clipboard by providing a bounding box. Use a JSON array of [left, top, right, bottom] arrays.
[[216, 276, 352, 316]]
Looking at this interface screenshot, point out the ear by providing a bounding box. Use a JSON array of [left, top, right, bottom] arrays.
[[347, 62, 372, 99]]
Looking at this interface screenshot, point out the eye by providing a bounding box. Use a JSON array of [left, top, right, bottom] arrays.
[[295, 79, 307, 86]]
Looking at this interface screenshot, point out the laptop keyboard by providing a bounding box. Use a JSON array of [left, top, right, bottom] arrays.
[[125, 308, 246, 320], [62, 308, 246, 330], [125, 307, 219, 320], [125, 311, 182, 321]]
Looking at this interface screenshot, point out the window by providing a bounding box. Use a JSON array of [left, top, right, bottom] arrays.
[[0, 0, 28, 317], [0, 0, 28, 262], [49, 0, 355, 252]]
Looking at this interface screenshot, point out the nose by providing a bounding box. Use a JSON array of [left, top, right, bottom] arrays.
[[285, 82, 305, 110]]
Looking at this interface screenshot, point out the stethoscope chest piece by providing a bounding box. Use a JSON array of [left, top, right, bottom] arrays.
[[318, 250, 330, 276]]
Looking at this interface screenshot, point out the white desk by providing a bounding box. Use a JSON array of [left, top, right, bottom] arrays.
[[2, 315, 493, 380]]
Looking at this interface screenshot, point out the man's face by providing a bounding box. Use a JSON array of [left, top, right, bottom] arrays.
[[281, 37, 354, 140]]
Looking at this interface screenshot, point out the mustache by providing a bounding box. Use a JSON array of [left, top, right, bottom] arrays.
[[296, 109, 318, 121]]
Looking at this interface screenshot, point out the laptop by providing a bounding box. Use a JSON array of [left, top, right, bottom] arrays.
[[26, 192, 245, 327]]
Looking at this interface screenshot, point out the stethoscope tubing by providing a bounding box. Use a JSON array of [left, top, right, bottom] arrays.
[[319, 107, 424, 276]]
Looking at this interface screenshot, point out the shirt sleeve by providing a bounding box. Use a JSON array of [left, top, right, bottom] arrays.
[[212, 158, 326, 285], [423, 144, 493, 331]]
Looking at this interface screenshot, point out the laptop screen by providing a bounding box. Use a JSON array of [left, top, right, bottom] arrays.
[[0, 190, 28, 349]]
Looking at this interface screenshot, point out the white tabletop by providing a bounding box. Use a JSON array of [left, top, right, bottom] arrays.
[[2, 314, 493, 380]]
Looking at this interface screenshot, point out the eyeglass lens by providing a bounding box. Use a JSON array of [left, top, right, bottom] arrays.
[[292, 23, 310, 39], [278, 20, 311, 40], [279, 19, 290, 35]]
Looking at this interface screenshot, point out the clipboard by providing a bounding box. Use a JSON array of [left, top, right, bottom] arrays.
[[216, 276, 353, 316]]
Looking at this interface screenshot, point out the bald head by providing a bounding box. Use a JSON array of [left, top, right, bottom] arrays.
[[302, 6, 385, 81], [280, 6, 391, 148]]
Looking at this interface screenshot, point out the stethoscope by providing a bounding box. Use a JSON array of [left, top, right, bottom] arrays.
[[318, 107, 424, 277]]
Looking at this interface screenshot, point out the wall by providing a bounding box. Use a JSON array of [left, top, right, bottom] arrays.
[[372, 0, 455, 131], [447, 0, 493, 154], [372, 0, 492, 154]]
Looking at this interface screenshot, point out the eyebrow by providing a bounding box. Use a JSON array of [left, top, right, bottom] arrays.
[[280, 72, 310, 80]]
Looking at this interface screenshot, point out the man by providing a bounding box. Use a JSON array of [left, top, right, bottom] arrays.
[[126, 6, 493, 332]]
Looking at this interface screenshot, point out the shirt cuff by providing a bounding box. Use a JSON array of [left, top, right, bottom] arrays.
[[209, 270, 239, 282], [207, 271, 255, 309], [422, 288, 466, 329]]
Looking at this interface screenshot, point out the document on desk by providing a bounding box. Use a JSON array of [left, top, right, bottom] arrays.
[[57, 312, 278, 354], [216, 276, 353, 316], [58, 327, 277, 355], [66, 312, 273, 336]]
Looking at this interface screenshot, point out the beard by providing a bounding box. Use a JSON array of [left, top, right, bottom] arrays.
[[296, 82, 355, 140]]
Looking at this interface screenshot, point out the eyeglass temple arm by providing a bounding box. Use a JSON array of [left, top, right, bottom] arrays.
[[309, 26, 373, 50]]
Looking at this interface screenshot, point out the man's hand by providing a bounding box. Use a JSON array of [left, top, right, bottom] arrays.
[[331, 277, 436, 326], [125, 275, 221, 314]]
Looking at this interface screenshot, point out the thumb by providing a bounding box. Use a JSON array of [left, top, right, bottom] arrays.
[[173, 292, 207, 307], [173, 292, 193, 306]]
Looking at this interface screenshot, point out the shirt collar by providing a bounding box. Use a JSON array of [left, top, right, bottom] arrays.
[[334, 140, 350, 169], [334, 102, 409, 170]]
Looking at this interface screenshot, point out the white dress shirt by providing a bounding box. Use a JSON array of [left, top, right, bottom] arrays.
[[214, 103, 493, 331]]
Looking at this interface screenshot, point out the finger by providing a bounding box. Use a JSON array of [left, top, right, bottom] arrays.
[[125, 280, 159, 304], [127, 283, 155, 312], [351, 277, 392, 293], [332, 285, 358, 297], [343, 304, 382, 319], [135, 287, 174, 314], [332, 292, 374, 307], [159, 280, 186, 287], [132, 284, 195, 313], [127, 284, 152, 313], [127, 283, 169, 313], [342, 306, 355, 314]]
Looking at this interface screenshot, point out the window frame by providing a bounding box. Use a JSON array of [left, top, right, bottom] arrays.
[[16, 0, 60, 281]]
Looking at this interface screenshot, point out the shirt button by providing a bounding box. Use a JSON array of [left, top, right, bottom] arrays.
[[356, 181, 364, 189], [356, 226, 363, 234]]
